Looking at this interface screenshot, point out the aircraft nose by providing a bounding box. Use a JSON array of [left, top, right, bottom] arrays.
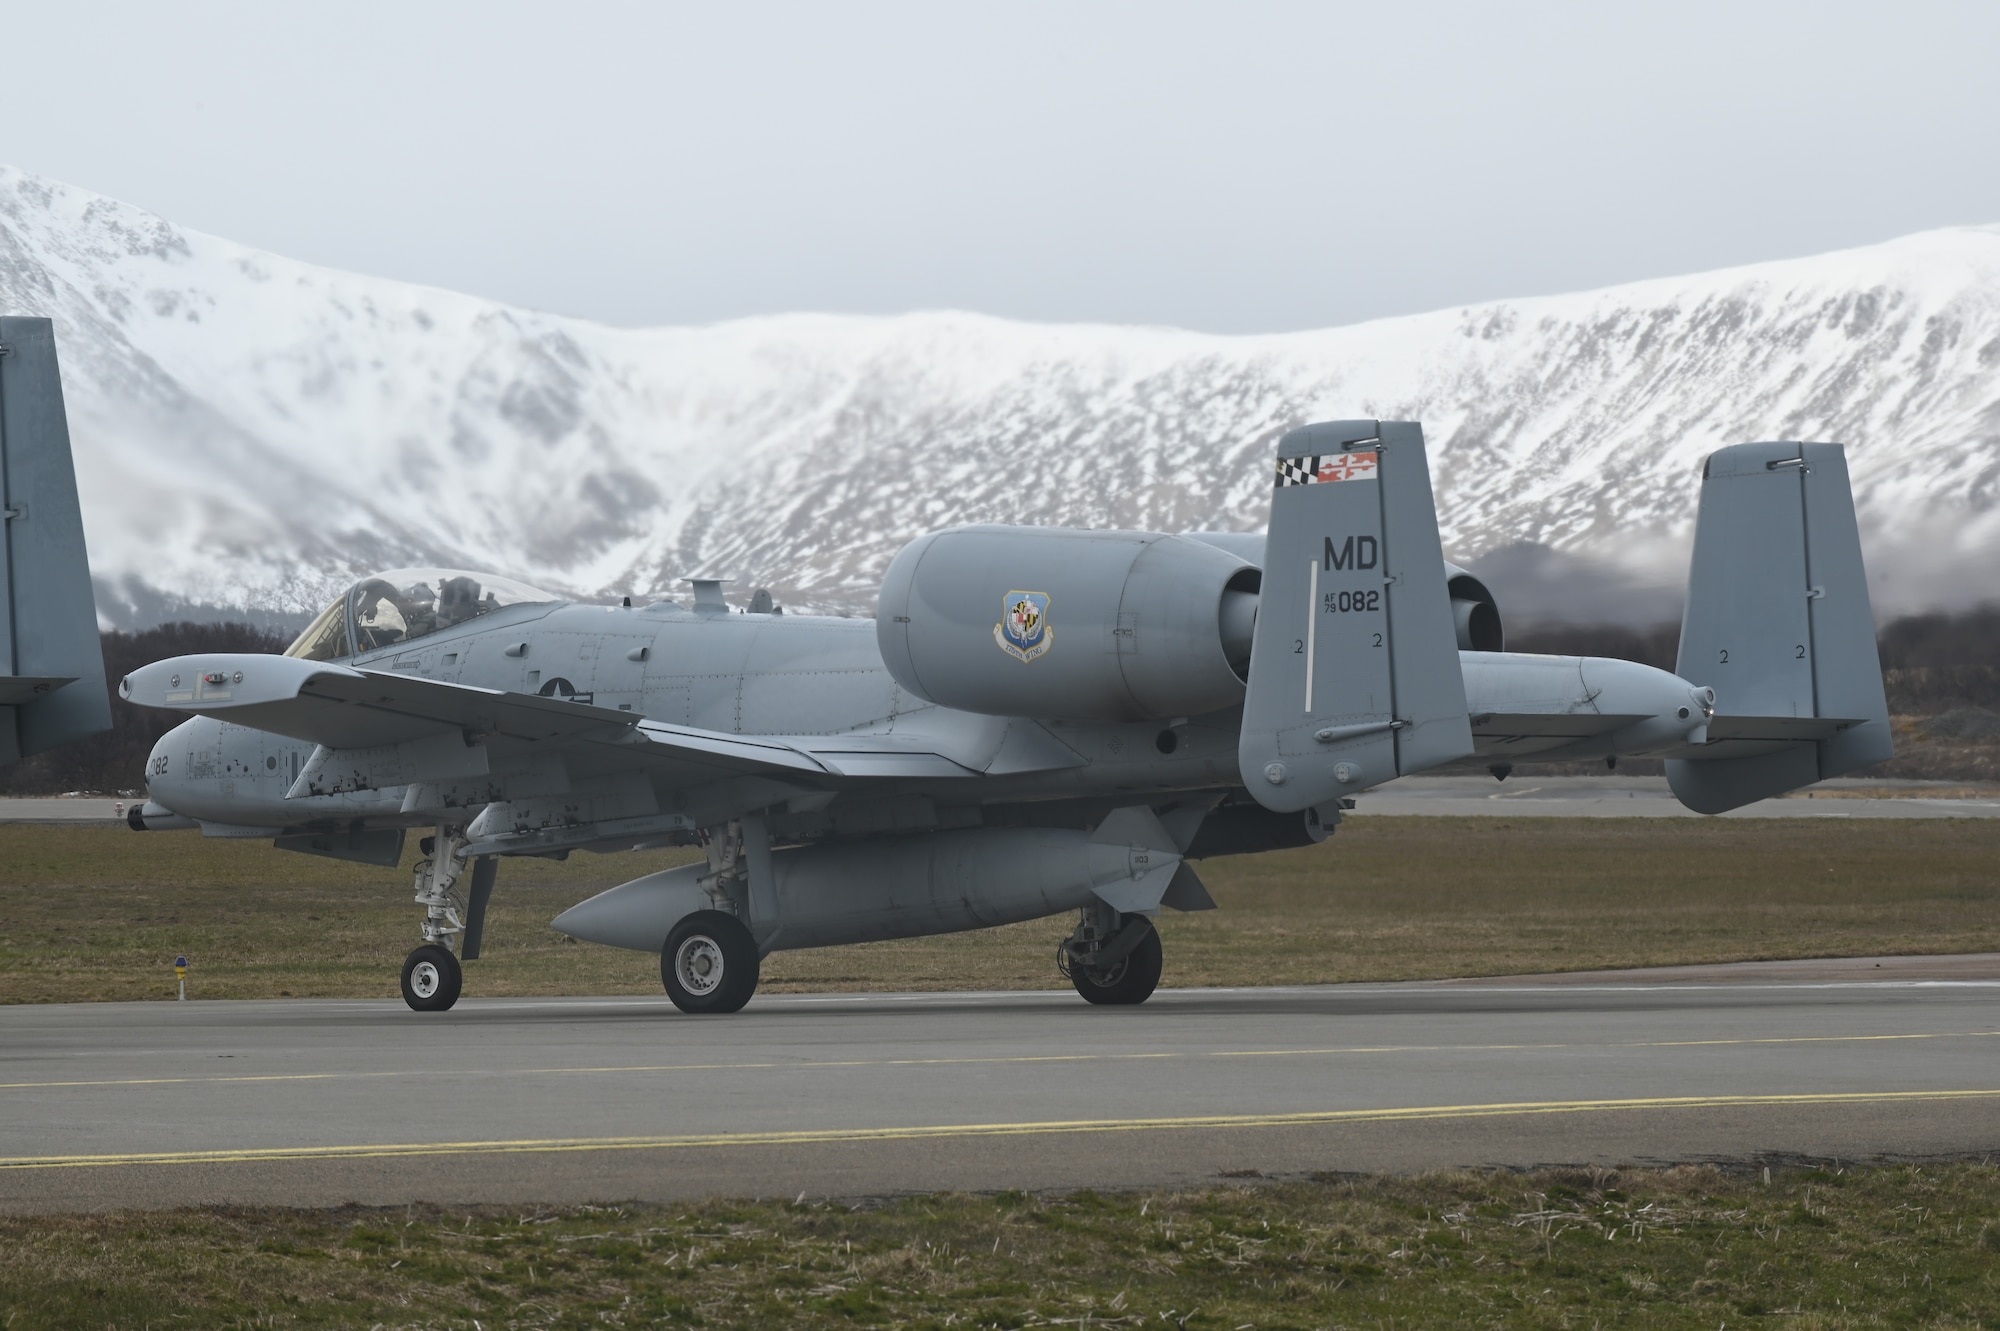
[[142, 719, 197, 809], [128, 716, 232, 830]]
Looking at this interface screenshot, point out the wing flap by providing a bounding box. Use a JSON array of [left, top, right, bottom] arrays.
[[631, 722, 835, 778], [634, 723, 981, 780], [806, 750, 977, 778]]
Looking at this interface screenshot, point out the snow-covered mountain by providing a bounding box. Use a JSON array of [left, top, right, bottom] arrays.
[[3, 163, 1996, 630]]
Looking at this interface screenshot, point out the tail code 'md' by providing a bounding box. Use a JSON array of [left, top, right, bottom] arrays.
[[1237, 420, 1470, 812]]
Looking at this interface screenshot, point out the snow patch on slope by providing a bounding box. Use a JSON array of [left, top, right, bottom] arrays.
[[3, 164, 1996, 628]]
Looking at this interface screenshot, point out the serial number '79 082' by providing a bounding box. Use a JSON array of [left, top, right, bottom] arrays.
[[1323, 589, 1381, 614]]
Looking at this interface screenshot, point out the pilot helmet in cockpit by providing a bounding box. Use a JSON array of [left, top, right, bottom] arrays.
[[284, 567, 557, 663], [436, 575, 491, 627]]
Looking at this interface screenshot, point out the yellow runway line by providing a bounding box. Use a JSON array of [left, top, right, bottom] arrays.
[[1, 1029, 1993, 1093], [4, 1087, 1997, 1171]]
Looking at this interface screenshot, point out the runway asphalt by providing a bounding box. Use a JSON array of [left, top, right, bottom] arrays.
[[0, 797, 134, 822], [3, 969, 1995, 1213]]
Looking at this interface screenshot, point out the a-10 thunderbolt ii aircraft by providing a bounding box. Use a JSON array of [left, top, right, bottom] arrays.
[[121, 419, 1892, 1014]]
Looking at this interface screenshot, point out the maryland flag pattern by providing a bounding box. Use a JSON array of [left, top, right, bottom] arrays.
[[1276, 450, 1380, 487]]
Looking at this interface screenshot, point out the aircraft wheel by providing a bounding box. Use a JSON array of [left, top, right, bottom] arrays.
[[401, 944, 462, 1012], [662, 911, 760, 1014], [1071, 916, 1163, 1006]]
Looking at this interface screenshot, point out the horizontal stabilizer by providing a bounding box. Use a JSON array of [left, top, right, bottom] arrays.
[[1705, 715, 1865, 742], [0, 676, 75, 707], [1471, 712, 1651, 739]]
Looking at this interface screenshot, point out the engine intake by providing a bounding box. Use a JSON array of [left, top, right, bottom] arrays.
[[1446, 568, 1504, 652], [877, 526, 1259, 722]]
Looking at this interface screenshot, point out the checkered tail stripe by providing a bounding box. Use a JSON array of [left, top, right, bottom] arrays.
[[1276, 455, 1320, 487]]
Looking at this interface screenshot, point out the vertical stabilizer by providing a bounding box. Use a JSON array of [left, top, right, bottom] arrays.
[[0, 318, 109, 764], [1667, 442, 1891, 813], [1238, 420, 1471, 812]]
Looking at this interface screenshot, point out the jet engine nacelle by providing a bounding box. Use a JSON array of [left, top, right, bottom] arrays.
[[876, 525, 1260, 722], [1445, 566, 1504, 652]]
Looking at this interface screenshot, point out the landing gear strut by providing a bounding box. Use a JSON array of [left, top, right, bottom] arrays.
[[401, 825, 473, 1012], [654, 823, 766, 1015], [1060, 903, 1163, 1006]]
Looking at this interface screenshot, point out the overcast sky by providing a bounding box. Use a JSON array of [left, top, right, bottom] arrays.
[[9, 1, 2000, 333]]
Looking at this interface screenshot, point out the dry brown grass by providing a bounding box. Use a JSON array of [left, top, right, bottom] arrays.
[[1, 1162, 1996, 1329], [2, 816, 1996, 1004], [1870, 714, 2000, 783]]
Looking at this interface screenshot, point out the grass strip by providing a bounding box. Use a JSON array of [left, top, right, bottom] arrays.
[[1, 816, 1996, 1003], [0, 1163, 1995, 1328]]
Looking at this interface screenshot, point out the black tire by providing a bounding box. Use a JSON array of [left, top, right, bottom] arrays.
[[1071, 916, 1163, 1006], [401, 944, 462, 1012], [661, 910, 760, 1014]]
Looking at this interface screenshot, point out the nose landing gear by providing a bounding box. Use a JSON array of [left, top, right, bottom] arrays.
[[400, 824, 478, 1012], [401, 943, 462, 1011]]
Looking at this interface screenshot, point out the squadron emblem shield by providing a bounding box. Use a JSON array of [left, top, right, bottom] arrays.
[[995, 590, 1053, 663]]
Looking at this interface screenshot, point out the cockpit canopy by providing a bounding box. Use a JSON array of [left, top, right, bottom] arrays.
[[284, 568, 560, 662]]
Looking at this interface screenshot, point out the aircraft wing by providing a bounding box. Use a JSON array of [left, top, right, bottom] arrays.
[[122, 653, 636, 749], [122, 653, 983, 785]]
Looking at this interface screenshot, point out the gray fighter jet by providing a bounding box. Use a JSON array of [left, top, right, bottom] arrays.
[[0, 318, 110, 766], [121, 419, 1891, 1013]]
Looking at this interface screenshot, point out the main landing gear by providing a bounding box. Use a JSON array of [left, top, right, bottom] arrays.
[[399, 825, 496, 1013], [1059, 903, 1163, 1006], [661, 910, 760, 1014], [657, 822, 765, 1014]]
